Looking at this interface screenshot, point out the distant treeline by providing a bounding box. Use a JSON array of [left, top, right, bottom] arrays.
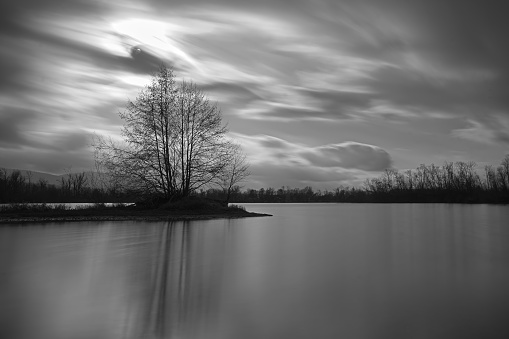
[[0, 169, 133, 203], [200, 155, 509, 204], [2, 155, 509, 204]]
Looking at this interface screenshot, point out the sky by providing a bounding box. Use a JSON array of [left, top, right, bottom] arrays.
[[1, 0, 508, 189]]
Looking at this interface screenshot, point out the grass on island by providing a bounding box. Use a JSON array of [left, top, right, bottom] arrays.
[[0, 197, 271, 224]]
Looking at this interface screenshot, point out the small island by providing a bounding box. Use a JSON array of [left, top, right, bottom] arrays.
[[0, 197, 271, 224], [1, 67, 273, 224]]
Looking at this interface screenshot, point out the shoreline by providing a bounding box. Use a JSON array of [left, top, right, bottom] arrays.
[[0, 210, 272, 225]]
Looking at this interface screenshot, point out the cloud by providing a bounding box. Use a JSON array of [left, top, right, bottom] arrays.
[[0, 127, 94, 174], [239, 102, 327, 122], [0, 108, 37, 148], [236, 134, 393, 171], [237, 87, 377, 122], [199, 81, 262, 105], [232, 133, 392, 188], [452, 116, 509, 145], [0, 146, 94, 174], [151, 2, 508, 127], [0, 103, 94, 172], [300, 142, 392, 171], [34, 130, 91, 152]]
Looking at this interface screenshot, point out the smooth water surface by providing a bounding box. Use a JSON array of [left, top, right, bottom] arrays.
[[1, 203, 509, 338]]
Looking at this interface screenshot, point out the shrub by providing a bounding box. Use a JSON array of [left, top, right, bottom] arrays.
[[228, 204, 246, 211]]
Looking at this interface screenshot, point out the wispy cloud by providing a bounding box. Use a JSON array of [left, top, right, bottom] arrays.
[[232, 133, 392, 188], [452, 116, 509, 145]]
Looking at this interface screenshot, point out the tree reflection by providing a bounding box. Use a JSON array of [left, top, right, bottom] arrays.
[[137, 221, 227, 339], [0, 221, 231, 339]]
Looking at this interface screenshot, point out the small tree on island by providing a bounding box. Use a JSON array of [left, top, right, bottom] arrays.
[[94, 66, 249, 201], [216, 142, 250, 204]]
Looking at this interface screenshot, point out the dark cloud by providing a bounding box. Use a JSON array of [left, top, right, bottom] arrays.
[[494, 132, 509, 145], [0, 104, 92, 162], [0, 146, 94, 174], [128, 46, 167, 74], [0, 126, 94, 173], [372, 1, 509, 117], [276, 0, 509, 124], [199, 81, 262, 104], [334, 0, 509, 74], [367, 67, 462, 113], [452, 116, 509, 146], [0, 108, 37, 148], [43, 130, 91, 152], [300, 89, 372, 119], [300, 142, 392, 171], [0, 48, 32, 92], [0, 0, 105, 37], [258, 105, 337, 122], [361, 64, 508, 123], [238, 88, 374, 122], [239, 89, 375, 122], [407, 1, 508, 70]]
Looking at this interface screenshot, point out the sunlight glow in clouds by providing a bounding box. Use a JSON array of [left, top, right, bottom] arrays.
[[111, 18, 198, 69]]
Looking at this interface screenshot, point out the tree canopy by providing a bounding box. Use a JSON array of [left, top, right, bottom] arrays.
[[94, 66, 248, 200]]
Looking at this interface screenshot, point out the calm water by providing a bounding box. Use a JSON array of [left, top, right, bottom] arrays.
[[1, 203, 509, 339]]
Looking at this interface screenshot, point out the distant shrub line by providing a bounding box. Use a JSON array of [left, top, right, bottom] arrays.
[[0, 169, 134, 204], [2, 155, 509, 204], [200, 156, 509, 204]]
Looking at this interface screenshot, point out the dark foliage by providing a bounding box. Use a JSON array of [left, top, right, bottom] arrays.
[[0, 169, 135, 203], [200, 155, 509, 204], [2, 155, 508, 204]]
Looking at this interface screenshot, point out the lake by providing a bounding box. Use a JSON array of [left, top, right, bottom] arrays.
[[1, 203, 508, 339]]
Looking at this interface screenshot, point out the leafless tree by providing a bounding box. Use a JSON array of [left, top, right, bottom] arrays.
[[70, 172, 88, 197], [216, 143, 250, 204], [26, 170, 33, 186], [498, 154, 509, 191], [59, 177, 72, 196], [94, 66, 243, 200]]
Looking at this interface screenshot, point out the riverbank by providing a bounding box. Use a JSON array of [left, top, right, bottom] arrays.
[[0, 202, 272, 224]]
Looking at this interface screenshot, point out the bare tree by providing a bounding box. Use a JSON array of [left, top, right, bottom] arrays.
[[59, 175, 72, 196], [216, 143, 250, 204], [26, 170, 33, 186], [499, 154, 509, 191], [70, 172, 88, 197], [174, 80, 231, 197], [94, 66, 241, 200]]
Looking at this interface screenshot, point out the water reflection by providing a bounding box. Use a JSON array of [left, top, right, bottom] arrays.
[[0, 221, 229, 339], [1, 204, 509, 339], [136, 221, 225, 339]]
